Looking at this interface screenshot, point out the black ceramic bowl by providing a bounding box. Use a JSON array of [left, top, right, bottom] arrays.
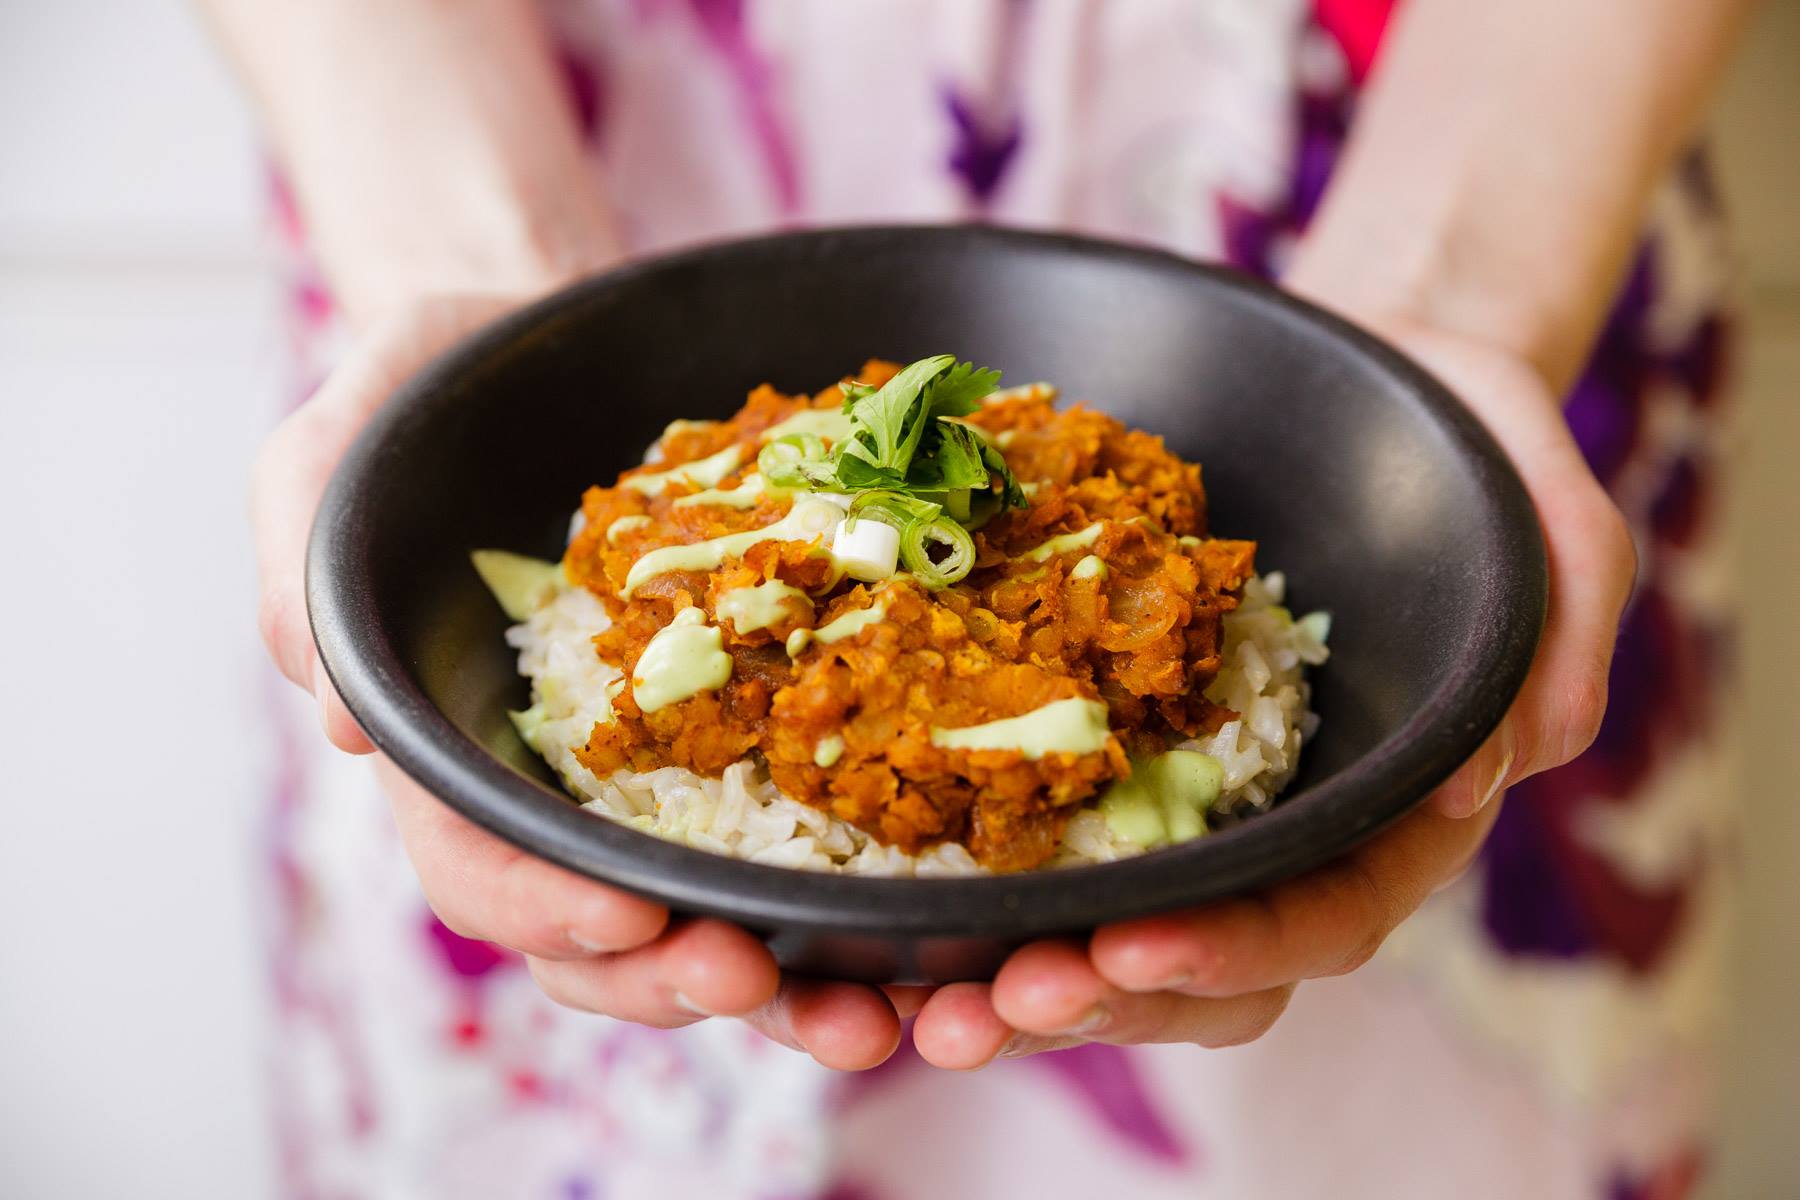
[[308, 225, 1545, 983]]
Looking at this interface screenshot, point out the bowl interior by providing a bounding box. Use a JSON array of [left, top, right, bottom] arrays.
[[310, 226, 1544, 951]]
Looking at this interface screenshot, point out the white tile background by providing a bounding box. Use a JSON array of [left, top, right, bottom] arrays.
[[0, 3, 1793, 1198]]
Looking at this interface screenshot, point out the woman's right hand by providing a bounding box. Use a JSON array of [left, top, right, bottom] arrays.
[[253, 296, 906, 1070]]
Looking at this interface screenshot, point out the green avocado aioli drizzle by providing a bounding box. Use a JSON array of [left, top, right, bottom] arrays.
[[1098, 750, 1225, 848], [660, 418, 719, 443], [761, 407, 855, 445], [813, 734, 846, 768], [1016, 521, 1105, 564], [716, 579, 810, 634], [929, 696, 1111, 759], [672, 472, 771, 510], [783, 598, 890, 657], [632, 608, 733, 714], [471, 549, 564, 621], [605, 515, 653, 544], [621, 497, 843, 597], [623, 443, 748, 497], [813, 600, 889, 644]]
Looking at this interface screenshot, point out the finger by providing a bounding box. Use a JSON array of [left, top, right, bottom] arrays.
[[1393, 337, 1636, 783], [528, 918, 782, 1027], [313, 655, 376, 754], [1510, 472, 1635, 773], [910, 982, 1014, 1070], [1431, 718, 1516, 819], [381, 760, 668, 959], [879, 984, 936, 1021], [253, 298, 522, 744], [250, 406, 378, 755], [991, 941, 1292, 1048], [1092, 799, 1500, 997], [1430, 469, 1631, 818], [741, 979, 903, 1071], [251, 402, 363, 689]]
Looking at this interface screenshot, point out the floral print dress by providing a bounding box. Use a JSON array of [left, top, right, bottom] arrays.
[[268, 2, 1734, 1196]]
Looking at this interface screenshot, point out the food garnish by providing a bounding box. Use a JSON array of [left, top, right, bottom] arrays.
[[756, 354, 1026, 588]]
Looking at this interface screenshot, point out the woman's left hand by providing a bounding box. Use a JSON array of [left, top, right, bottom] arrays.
[[901, 326, 1636, 1068]]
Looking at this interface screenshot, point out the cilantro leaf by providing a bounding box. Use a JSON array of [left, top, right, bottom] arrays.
[[837, 354, 954, 473], [834, 454, 903, 491], [906, 418, 993, 491], [982, 440, 1026, 509], [815, 355, 1028, 521], [920, 362, 1001, 418]]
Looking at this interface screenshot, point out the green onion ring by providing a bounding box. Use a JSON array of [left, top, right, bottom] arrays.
[[899, 515, 977, 588], [847, 489, 941, 528], [757, 433, 826, 487]]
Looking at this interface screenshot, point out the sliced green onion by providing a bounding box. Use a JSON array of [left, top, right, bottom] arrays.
[[757, 433, 827, 488], [899, 515, 977, 588], [847, 489, 942, 528]]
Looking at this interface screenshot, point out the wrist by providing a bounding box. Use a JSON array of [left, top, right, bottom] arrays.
[[309, 179, 623, 332], [1283, 222, 1588, 400]]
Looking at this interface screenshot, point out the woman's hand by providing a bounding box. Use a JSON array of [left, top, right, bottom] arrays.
[[904, 327, 1637, 1068], [253, 296, 905, 1070]]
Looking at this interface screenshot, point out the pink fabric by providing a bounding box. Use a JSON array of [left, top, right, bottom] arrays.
[[267, 4, 1733, 1197]]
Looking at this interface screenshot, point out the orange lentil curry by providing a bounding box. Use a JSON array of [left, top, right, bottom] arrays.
[[564, 361, 1255, 871]]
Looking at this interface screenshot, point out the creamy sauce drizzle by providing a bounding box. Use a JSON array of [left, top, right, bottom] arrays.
[[1017, 521, 1105, 563], [813, 600, 889, 644], [813, 734, 845, 768], [929, 696, 1111, 759], [631, 608, 732, 713], [623, 444, 747, 497], [672, 473, 769, 509], [783, 597, 889, 657], [983, 382, 1058, 406], [622, 498, 842, 597], [659, 418, 719, 444], [1099, 750, 1224, 847], [716, 579, 810, 634], [471, 549, 564, 621], [605, 515, 652, 544], [761, 407, 854, 444]]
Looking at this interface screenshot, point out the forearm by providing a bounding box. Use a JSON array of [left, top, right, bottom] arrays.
[[199, 0, 619, 328], [1287, 0, 1753, 392]]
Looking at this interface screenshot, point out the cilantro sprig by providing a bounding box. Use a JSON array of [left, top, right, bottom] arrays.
[[817, 355, 1026, 509], [753, 356, 1031, 588]]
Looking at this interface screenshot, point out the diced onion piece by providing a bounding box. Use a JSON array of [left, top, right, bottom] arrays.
[[832, 516, 900, 582], [899, 515, 976, 589]]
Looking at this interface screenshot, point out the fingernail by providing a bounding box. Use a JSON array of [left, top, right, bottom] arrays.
[[1156, 971, 1193, 993], [672, 991, 716, 1017], [567, 931, 613, 955], [1062, 1005, 1110, 1036], [1475, 735, 1516, 813]]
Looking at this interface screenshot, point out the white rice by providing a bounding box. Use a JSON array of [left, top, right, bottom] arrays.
[[507, 570, 1327, 876]]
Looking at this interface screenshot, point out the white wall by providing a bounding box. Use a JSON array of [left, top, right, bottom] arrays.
[[0, 4, 278, 1198], [0, 3, 1793, 1198]]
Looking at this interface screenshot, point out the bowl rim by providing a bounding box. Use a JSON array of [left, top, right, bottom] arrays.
[[308, 223, 1547, 939]]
